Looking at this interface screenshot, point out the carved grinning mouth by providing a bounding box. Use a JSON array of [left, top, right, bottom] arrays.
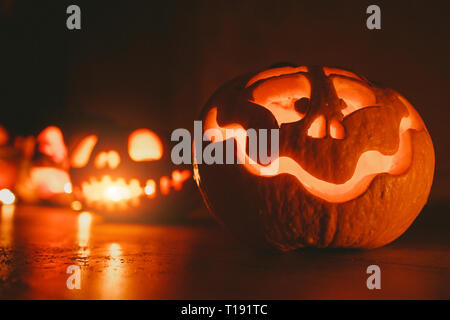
[[200, 95, 423, 203], [80, 170, 191, 211], [81, 176, 152, 210]]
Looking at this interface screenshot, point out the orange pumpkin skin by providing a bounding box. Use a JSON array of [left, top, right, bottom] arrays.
[[194, 64, 435, 250]]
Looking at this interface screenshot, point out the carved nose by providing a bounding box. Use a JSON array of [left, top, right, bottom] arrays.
[[307, 116, 345, 139], [307, 115, 326, 138]]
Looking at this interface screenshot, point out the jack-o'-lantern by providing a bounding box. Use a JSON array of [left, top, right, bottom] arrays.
[[69, 124, 197, 221], [15, 126, 72, 205], [194, 64, 435, 250]]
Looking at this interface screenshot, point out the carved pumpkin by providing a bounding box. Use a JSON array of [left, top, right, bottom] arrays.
[[15, 126, 72, 205], [69, 124, 196, 221], [194, 64, 435, 250]]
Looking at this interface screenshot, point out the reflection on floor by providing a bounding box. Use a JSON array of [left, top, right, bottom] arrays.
[[0, 204, 449, 299]]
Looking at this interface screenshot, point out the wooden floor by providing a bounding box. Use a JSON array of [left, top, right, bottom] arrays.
[[0, 203, 449, 299]]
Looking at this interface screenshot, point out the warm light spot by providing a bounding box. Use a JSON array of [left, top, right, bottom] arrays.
[[94, 152, 107, 169], [105, 186, 127, 202], [0, 204, 15, 248], [37, 126, 68, 164], [81, 176, 143, 210], [1, 204, 15, 219], [30, 167, 71, 198], [71, 135, 98, 168], [203, 105, 423, 203], [171, 169, 191, 191], [0, 161, 17, 190], [128, 129, 163, 161], [250, 73, 311, 126], [307, 115, 326, 138], [329, 119, 345, 139], [102, 243, 125, 299], [95, 151, 121, 169], [108, 151, 120, 169], [144, 179, 156, 197], [323, 67, 361, 80], [109, 243, 122, 258], [64, 182, 72, 194], [331, 77, 377, 117], [0, 125, 9, 146], [77, 211, 92, 248], [246, 66, 308, 87], [0, 188, 15, 205], [160, 176, 171, 195], [71, 200, 83, 211]]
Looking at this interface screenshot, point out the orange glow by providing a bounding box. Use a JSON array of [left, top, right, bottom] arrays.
[[171, 169, 191, 191], [203, 104, 423, 203], [246, 66, 308, 87], [250, 73, 311, 126], [307, 115, 326, 138], [71, 135, 98, 168], [323, 67, 361, 80], [0, 188, 15, 205], [0, 204, 15, 248], [329, 119, 345, 139], [128, 129, 163, 161], [331, 77, 377, 117], [94, 151, 120, 169], [158, 170, 190, 195], [71, 200, 83, 211], [109, 243, 122, 258], [160, 176, 171, 195], [77, 211, 92, 248], [0, 161, 17, 190], [81, 175, 143, 210], [37, 126, 67, 164], [144, 179, 156, 197], [30, 167, 71, 198], [64, 182, 72, 194], [0, 125, 8, 146], [101, 243, 125, 299]]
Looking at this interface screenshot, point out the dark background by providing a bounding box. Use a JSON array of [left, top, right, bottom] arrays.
[[1, 0, 449, 201]]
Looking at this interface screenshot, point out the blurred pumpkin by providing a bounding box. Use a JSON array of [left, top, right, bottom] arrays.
[[15, 126, 72, 205], [69, 123, 198, 221], [194, 64, 435, 250]]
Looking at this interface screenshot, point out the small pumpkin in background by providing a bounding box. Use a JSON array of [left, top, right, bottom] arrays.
[[194, 64, 435, 250], [69, 121, 199, 222], [15, 126, 72, 205]]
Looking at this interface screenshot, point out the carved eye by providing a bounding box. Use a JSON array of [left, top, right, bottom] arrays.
[[331, 76, 376, 117], [128, 129, 163, 161], [70, 135, 98, 168], [249, 73, 311, 127], [94, 150, 120, 169]]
